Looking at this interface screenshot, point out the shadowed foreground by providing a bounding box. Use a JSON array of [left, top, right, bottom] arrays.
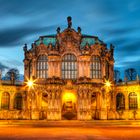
[[0, 126, 140, 140]]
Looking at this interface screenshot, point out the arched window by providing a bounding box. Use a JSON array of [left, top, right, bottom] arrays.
[[90, 56, 101, 79], [62, 54, 77, 79], [37, 55, 48, 78], [1, 92, 10, 110], [14, 93, 22, 110], [129, 92, 138, 109], [116, 93, 125, 110]]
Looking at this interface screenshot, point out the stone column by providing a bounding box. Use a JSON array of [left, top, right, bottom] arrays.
[[87, 61, 90, 78], [10, 93, 14, 110], [102, 59, 106, 78], [96, 92, 100, 111], [24, 59, 29, 81], [109, 62, 114, 81], [22, 93, 26, 110], [32, 58, 36, 78], [77, 87, 92, 120], [31, 91, 40, 120], [78, 62, 82, 78], [57, 61, 61, 78], [99, 88, 108, 120], [47, 86, 61, 120], [124, 91, 129, 120], [48, 55, 61, 78], [125, 92, 129, 110]]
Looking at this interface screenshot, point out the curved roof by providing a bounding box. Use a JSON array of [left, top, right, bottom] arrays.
[[33, 17, 105, 48], [35, 34, 104, 48], [35, 35, 56, 46]]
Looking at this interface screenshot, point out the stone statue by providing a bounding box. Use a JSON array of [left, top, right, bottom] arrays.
[[95, 37, 98, 44], [110, 44, 114, 57], [31, 43, 36, 49], [67, 16, 72, 28], [40, 37, 43, 44], [77, 26, 81, 33], [23, 44, 27, 52], [11, 72, 15, 85], [56, 27, 60, 34]]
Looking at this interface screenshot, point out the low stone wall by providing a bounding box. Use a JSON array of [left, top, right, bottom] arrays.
[[108, 110, 140, 120], [0, 109, 140, 120], [0, 110, 30, 120]]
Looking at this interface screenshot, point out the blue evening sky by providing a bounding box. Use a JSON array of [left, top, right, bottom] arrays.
[[0, 0, 140, 79]]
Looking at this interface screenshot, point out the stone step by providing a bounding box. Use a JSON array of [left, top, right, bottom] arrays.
[[0, 120, 140, 127]]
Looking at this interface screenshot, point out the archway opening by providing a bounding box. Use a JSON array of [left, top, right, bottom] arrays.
[[62, 91, 77, 120]]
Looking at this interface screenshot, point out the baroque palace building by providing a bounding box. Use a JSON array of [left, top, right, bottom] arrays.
[[0, 17, 140, 120]]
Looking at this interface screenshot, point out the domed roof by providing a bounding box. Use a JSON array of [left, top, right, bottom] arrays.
[[35, 35, 104, 48], [34, 17, 105, 48], [80, 35, 104, 48]]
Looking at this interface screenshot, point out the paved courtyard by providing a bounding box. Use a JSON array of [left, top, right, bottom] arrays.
[[0, 121, 140, 140]]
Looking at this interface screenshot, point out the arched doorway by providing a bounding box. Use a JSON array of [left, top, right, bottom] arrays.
[[40, 92, 48, 119], [91, 92, 100, 120], [14, 93, 23, 110], [62, 91, 77, 120]]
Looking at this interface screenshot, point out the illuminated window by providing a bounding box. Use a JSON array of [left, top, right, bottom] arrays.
[[1, 92, 10, 110], [116, 93, 125, 110], [37, 55, 48, 78], [129, 92, 138, 110], [62, 54, 77, 79], [14, 93, 22, 110], [90, 56, 101, 79]]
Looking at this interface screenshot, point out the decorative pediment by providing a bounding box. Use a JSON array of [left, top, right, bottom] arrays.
[[57, 28, 81, 51], [76, 76, 91, 84], [56, 17, 82, 53]]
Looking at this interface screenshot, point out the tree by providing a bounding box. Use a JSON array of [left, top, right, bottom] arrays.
[[125, 68, 137, 81], [5, 68, 19, 82], [114, 70, 120, 83]]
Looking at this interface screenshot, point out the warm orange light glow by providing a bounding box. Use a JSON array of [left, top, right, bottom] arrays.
[[104, 79, 112, 87], [25, 77, 36, 90], [27, 80, 33, 87], [62, 92, 76, 103]]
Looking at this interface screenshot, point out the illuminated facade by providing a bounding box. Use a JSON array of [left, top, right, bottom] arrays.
[[0, 17, 139, 120]]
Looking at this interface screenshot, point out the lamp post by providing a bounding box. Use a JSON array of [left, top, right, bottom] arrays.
[[104, 79, 112, 120], [104, 79, 111, 89], [29, 97, 32, 120], [26, 78, 35, 120]]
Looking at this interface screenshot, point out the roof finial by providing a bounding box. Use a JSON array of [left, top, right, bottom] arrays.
[[77, 26, 81, 33], [56, 27, 60, 34], [67, 16, 72, 28], [23, 44, 27, 52]]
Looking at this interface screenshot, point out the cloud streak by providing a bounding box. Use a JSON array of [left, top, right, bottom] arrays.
[[0, 0, 139, 76], [0, 62, 9, 71], [0, 25, 58, 47]]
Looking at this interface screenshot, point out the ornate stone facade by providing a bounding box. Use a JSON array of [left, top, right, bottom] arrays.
[[0, 17, 139, 120]]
